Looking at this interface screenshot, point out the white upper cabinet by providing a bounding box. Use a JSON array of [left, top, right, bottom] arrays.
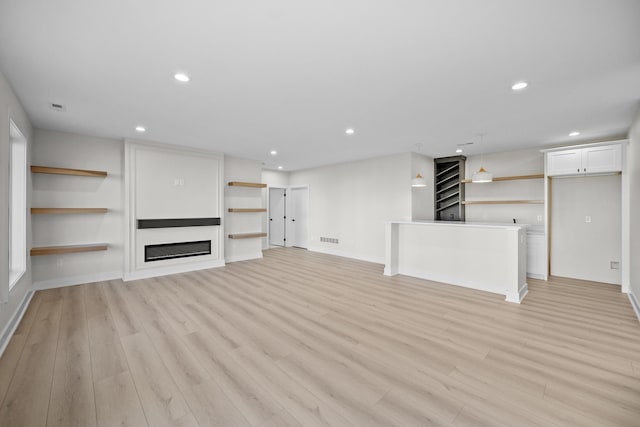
[[546, 144, 621, 176]]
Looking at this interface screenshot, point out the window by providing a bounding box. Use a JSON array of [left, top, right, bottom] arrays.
[[9, 121, 26, 290]]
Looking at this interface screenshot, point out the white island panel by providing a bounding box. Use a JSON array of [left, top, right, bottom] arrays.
[[385, 221, 528, 303]]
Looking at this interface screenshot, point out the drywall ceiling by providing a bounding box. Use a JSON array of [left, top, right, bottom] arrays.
[[1, 0, 639, 171]]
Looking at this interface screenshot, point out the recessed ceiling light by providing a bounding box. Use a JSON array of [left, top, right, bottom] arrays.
[[270, 150, 277, 155], [277, 166, 283, 170], [135, 126, 146, 132], [345, 128, 355, 135], [569, 131, 580, 137], [174, 73, 190, 82], [456, 148, 463, 153], [511, 81, 528, 91]]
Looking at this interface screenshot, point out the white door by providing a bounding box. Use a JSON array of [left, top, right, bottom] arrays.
[[269, 187, 286, 246], [287, 186, 309, 249]]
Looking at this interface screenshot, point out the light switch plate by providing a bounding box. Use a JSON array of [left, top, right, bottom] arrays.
[[585, 216, 591, 223]]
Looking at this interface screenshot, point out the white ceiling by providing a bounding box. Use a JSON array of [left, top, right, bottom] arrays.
[[1, 0, 639, 170]]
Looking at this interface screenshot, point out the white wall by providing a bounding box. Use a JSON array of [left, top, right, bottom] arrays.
[[627, 107, 640, 309], [0, 71, 33, 349], [225, 156, 265, 262], [31, 130, 123, 287], [289, 153, 412, 264], [551, 175, 621, 285], [411, 153, 434, 220], [465, 148, 545, 225]]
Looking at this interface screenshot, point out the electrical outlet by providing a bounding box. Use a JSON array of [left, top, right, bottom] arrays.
[[610, 261, 620, 270], [56, 258, 63, 267], [585, 216, 591, 223], [537, 215, 543, 222]]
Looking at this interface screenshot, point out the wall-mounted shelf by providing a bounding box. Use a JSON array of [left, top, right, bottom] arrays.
[[228, 233, 267, 239], [31, 165, 108, 177], [31, 208, 108, 214], [461, 174, 543, 183], [462, 200, 544, 205], [228, 181, 267, 188], [31, 243, 108, 256], [228, 208, 267, 213]]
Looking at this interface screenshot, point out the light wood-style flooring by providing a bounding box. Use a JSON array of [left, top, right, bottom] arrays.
[[1, 248, 639, 426]]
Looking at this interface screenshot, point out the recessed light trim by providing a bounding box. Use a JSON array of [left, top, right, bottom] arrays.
[[511, 81, 528, 91], [135, 126, 146, 132], [270, 150, 278, 155], [277, 166, 283, 170], [456, 148, 463, 153], [569, 131, 580, 137], [345, 128, 355, 135], [174, 73, 190, 83]]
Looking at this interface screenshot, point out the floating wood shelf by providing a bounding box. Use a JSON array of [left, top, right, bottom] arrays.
[[462, 200, 544, 205], [228, 208, 267, 213], [30, 243, 108, 256], [31, 208, 108, 214], [31, 165, 108, 177], [228, 182, 267, 188], [461, 174, 543, 183], [228, 233, 267, 239]]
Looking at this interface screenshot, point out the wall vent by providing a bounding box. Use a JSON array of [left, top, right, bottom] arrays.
[[320, 237, 339, 244], [145, 240, 211, 262], [49, 102, 66, 112]]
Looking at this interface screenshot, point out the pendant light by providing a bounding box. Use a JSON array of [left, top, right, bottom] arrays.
[[411, 173, 427, 187], [471, 134, 493, 183], [411, 143, 428, 187]]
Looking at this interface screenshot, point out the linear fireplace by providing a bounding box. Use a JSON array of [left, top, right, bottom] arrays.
[[144, 240, 212, 262]]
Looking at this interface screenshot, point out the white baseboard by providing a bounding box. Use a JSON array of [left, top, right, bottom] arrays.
[[308, 246, 384, 265], [0, 290, 34, 358], [629, 290, 640, 323], [506, 283, 529, 304], [123, 259, 225, 281], [225, 252, 263, 263], [33, 270, 123, 290]]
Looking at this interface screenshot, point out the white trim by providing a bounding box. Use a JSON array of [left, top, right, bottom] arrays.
[[308, 245, 384, 265], [629, 291, 640, 323], [505, 283, 529, 304], [225, 252, 263, 263], [0, 290, 34, 358], [33, 270, 123, 290], [123, 259, 224, 281], [540, 139, 628, 153]]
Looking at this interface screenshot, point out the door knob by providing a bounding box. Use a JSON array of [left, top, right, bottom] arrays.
[[292, 219, 296, 222]]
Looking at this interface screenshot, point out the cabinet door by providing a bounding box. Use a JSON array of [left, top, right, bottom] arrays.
[[546, 149, 582, 176], [527, 234, 546, 278], [582, 144, 622, 174]]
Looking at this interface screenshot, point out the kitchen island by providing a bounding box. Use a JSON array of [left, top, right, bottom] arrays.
[[384, 220, 528, 303]]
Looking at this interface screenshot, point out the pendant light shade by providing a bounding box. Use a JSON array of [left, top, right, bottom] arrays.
[[411, 173, 427, 187], [471, 167, 493, 183], [472, 134, 493, 183]]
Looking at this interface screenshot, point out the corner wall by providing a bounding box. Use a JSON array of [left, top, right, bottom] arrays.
[[0, 71, 33, 352], [31, 129, 123, 288], [627, 106, 640, 318], [289, 152, 413, 264]]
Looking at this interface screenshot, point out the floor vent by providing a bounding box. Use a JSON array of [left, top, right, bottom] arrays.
[[145, 240, 211, 262], [320, 237, 339, 244]]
